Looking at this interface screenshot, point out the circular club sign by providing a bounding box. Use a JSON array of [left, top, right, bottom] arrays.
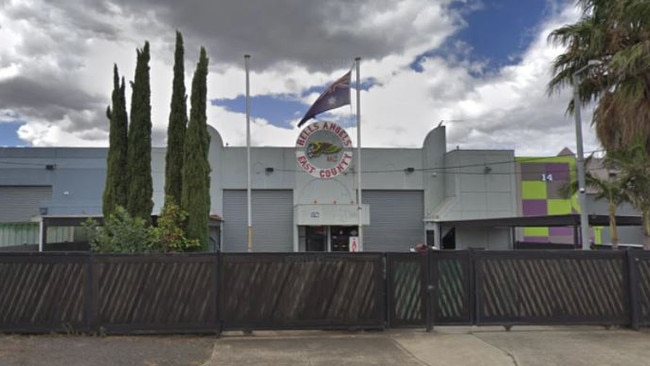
[[296, 121, 353, 179]]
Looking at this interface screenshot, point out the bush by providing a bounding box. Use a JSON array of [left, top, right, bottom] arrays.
[[84, 201, 200, 254], [84, 206, 157, 253], [152, 200, 200, 252]]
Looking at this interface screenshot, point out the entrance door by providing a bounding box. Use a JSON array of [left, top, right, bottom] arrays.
[[306, 226, 327, 252], [330, 226, 358, 252], [304, 226, 359, 252]]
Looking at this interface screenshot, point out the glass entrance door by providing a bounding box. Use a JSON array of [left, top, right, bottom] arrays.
[[330, 226, 358, 252], [306, 226, 327, 252], [304, 226, 359, 252]]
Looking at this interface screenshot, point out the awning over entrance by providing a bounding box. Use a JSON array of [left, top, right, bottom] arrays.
[[295, 204, 370, 226], [427, 214, 642, 248]]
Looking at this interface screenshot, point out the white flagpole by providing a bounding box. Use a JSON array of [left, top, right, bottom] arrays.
[[245, 54, 253, 252], [355, 57, 363, 251]]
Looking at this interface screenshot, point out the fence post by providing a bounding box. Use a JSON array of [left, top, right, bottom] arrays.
[[425, 249, 435, 332], [383, 253, 390, 329], [627, 249, 641, 330], [215, 251, 223, 337], [85, 252, 95, 334], [469, 248, 478, 326]]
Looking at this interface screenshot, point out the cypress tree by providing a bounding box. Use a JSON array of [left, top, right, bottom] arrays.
[[182, 47, 210, 250], [103, 65, 128, 218], [126, 42, 154, 222], [164, 31, 187, 207]]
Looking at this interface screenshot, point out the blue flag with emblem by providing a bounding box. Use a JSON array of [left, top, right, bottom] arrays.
[[298, 71, 351, 127]]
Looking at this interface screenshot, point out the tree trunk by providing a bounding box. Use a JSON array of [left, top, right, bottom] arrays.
[[608, 202, 619, 249]]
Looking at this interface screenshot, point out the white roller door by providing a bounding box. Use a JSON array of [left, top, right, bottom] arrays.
[[222, 190, 293, 252], [363, 190, 424, 252]]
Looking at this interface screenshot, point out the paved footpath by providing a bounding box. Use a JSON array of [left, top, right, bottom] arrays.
[[209, 326, 650, 366], [1, 326, 650, 366]]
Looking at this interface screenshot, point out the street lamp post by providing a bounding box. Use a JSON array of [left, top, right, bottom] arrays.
[[572, 60, 602, 250]]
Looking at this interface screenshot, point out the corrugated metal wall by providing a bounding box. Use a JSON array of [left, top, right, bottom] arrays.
[[363, 190, 424, 252], [0, 223, 39, 247], [222, 190, 293, 252], [0, 223, 77, 247], [0, 186, 52, 223]]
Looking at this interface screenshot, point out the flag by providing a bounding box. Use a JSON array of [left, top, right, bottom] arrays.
[[298, 71, 351, 127]]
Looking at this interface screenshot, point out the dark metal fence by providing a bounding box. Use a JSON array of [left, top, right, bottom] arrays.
[[386, 253, 426, 327], [221, 253, 384, 330], [641, 253, 650, 327], [386, 249, 650, 330], [628, 250, 650, 328], [1, 250, 649, 334], [474, 250, 628, 326], [93, 255, 219, 333], [433, 251, 472, 324], [0, 252, 88, 333]]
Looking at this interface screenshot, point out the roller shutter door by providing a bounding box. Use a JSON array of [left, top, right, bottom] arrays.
[[222, 190, 293, 252], [363, 190, 424, 252], [0, 186, 52, 223]]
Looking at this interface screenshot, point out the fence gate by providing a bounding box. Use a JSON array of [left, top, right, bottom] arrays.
[[474, 250, 629, 326], [386, 253, 426, 327], [431, 251, 472, 325], [220, 253, 384, 330]]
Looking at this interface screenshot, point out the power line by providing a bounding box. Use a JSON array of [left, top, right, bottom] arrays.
[[269, 148, 606, 175], [0, 148, 607, 174]]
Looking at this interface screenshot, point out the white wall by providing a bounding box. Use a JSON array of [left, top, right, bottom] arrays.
[[455, 227, 511, 250], [435, 149, 517, 221]]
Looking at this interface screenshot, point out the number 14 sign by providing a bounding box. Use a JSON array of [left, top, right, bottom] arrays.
[[541, 173, 553, 181]]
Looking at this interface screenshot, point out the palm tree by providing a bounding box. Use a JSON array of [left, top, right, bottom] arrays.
[[560, 157, 628, 249], [606, 142, 650, 249], [548, 0, 650, 152]]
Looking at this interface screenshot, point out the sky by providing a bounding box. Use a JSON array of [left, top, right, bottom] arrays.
[[0, 0, 600, 157]]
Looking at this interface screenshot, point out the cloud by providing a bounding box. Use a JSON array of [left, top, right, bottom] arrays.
[[0, 0, 596, 158], [107, 0, 461, 71]]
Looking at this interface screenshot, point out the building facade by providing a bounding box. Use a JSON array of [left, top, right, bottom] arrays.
[[0, 124, 640, 251]]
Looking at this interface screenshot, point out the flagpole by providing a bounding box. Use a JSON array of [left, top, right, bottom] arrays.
[[355, 57, 363, 251], [245, 54, 253, 252]]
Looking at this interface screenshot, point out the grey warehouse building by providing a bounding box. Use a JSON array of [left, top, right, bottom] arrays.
[[0, 124, 640, 252]]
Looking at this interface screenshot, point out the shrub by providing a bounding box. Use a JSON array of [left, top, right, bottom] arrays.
[[84, 206, 157, 253], [84, 201, 200, 253]]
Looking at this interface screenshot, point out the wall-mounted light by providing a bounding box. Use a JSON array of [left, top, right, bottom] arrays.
[[39, 207, 48, 215], [484, 166, 492, 174], [404, 167, 415, 173], [265, 167, 274, 174]]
